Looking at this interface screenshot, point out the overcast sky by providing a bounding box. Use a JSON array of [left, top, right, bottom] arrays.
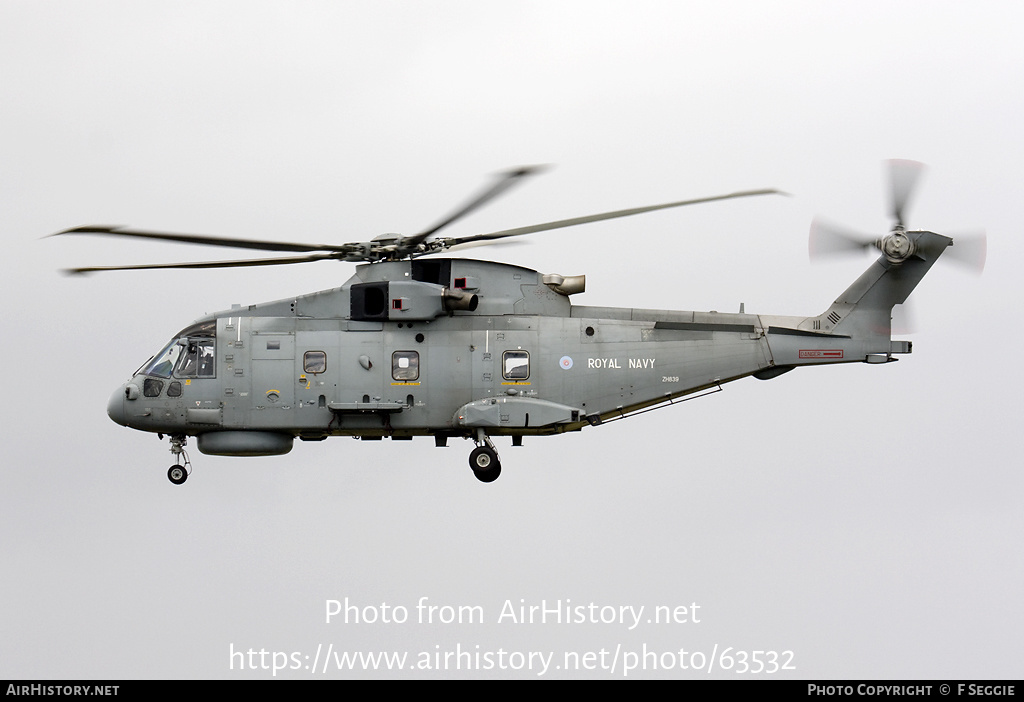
[[2, 0, 1022, 679]]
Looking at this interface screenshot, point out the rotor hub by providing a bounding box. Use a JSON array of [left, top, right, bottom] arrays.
[[877, 227, 915, 264]]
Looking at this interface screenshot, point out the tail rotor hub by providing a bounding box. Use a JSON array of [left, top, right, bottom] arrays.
[[878, 226, 915, 264]]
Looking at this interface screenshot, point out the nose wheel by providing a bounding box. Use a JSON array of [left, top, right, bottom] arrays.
[[167, 435, 191, 485], [167, 464, 188, 485], [469, 430, 502, 482]]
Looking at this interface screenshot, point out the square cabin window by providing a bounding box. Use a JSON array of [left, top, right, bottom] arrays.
[[392, 351, 419, 381], [502, 350, 530, 380], [304, 351, 327, 374]]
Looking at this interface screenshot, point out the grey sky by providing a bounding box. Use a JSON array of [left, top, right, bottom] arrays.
[[2, 1, 1022, 679]]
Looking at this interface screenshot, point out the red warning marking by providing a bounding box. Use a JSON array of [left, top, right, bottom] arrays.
[[799, 349, 844, 359]]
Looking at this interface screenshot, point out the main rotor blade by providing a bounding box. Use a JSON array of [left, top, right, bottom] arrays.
[[408, 165, 548, 245], [448, 189, 784, 246], [887, 159, 926, 227], [64, 252, 342, 275], [443, 239, 529, 254], [52, 225, 348, 253]]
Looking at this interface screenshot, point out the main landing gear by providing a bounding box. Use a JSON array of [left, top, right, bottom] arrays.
[[469, 429, 501, 483], [167, 435, 191, 485]]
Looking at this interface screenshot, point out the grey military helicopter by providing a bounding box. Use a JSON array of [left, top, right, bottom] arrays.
[[56, 161, 983, 484]]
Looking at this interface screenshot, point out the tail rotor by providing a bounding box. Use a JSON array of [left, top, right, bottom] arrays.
[[809, 159, 986, 274]]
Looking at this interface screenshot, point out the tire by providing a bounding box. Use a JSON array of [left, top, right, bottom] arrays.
[[167, 465, 188, 485], [473, 463, 501, 483], [469, 446, 497, 472]]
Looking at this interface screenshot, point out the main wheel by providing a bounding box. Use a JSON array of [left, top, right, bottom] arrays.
[[473, 463, 501, 483], [167, 465, 188, 485], [469, 446, 501, 482], [469, 445, 497, 470]]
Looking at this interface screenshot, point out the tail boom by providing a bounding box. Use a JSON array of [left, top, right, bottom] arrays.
[[761, 230, 950, 369]]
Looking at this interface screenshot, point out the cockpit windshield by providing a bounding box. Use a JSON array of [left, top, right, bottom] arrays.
[[140, 340, 182, 378], [138, 320, 217, 379]]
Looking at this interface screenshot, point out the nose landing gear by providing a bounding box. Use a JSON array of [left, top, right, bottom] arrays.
[[167, 435, 191, 485], [469, 429, 501, 483]]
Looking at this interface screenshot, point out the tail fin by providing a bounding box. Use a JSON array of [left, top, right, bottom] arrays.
[[803, 231, 952, 339]]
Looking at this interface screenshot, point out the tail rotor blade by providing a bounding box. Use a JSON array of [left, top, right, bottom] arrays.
[[808, 217, 874, 260], [891, 302, 917, 335], [888, 159, 926, 227], [944, 231, 987, 273]]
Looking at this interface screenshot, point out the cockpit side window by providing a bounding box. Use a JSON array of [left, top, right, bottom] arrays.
[[174, 339, 216, 378]]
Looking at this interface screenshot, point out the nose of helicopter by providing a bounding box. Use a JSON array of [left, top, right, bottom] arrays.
[[107, 385, 128, 426]]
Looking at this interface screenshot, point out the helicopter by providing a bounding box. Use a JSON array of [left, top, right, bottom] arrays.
[[55, 161, 983, 484]]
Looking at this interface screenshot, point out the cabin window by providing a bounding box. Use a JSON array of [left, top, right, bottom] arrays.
[[304, 351, 327, 374], [392, 351, 419, 381], [502, 350, 530, 380], [174, 339, 216, 378], [143, 378, 163, 397]]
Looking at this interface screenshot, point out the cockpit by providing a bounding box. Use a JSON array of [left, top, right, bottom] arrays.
[[107, 318, 224, 462], [135, 320, 216, 382]]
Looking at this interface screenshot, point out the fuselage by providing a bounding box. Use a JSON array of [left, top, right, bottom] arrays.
[[106, 254, 918, 456]]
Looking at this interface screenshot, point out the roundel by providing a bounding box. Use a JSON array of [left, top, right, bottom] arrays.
[[559, 356, 573, 370]]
